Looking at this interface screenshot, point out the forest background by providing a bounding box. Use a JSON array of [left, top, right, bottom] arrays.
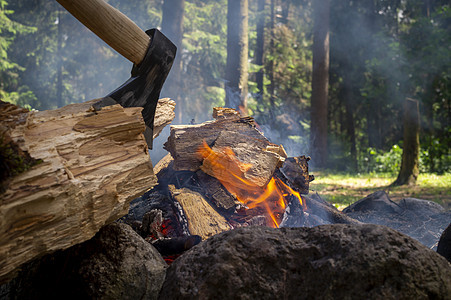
[[0, 0, 449, 204]]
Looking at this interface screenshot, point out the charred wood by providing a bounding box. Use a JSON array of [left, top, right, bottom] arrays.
[[151, 235, 202, 256], [195, 170, 238, 215], [279, 155, 313, 195]]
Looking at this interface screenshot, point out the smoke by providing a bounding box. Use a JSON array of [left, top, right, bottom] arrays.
[[9, 1, 446, 172]]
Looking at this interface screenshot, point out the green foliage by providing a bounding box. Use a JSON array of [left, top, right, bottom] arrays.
[[398, 4, 451, 174], [360, 145, 403, 174], [247, 2, 312, 156], [421, 134, 451, 174], [179, 0, 227, 123], [0, 0, 36, 106], [359, 142, 450, 175], [0, 85, 37, 110], [0, 0, 35, 69]]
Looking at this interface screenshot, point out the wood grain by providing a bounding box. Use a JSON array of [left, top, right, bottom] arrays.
[[0, 100, 157, 283], [168, 185, 230, 240]]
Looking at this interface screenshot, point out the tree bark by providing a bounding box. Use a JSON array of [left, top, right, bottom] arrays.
[[0, 100, 159, 283], [255, 0, 265, 103], [392, 98, 420, 186], [267, 0, 276, 112], [225, 0, 249, 113], [56, 7, 64, 107], [367, 99, 382, 150], [310, 0, 330, 168], [341, 82, 358, 172], [344, 92, 358, 172], [161, 0, 185, 123], [280, 0, 290, 24]]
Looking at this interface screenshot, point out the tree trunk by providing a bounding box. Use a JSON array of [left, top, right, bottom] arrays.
[[367, 97, 383, 150], [310, 0, 330, 168], [392, 98, 420, 186], [225, 0, 249, 113], [56, 8, 64, 107], [255, 0, 265, 104], [161, 0, 185, 123], [267, 0, 276, 112], [280, 0, 290, 24], [344, 91, 358, 172]]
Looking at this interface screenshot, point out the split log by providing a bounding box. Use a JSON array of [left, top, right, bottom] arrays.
[[0, 99, 160, 283], [279, 156, 313, 195], [195, 170, 239, 215], [152, 98, 176, 139], [164, 107, 286, 187], [168, 185, 230, 240]]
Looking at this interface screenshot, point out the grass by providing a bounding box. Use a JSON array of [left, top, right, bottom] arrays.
[[309, 171, 451, 210]]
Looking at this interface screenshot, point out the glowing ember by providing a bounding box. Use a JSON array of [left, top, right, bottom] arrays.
[[197, 141, 304, 228]]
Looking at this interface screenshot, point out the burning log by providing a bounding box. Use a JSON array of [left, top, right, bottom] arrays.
[[279, 156, 313, 195], [168, 185, 231, 240], [164, 107, 286, 187], [195, 170, 239, 215], [0, 99, 175, 283]]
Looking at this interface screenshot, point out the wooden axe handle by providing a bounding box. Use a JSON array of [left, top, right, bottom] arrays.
[[57, 0, 150, 65]]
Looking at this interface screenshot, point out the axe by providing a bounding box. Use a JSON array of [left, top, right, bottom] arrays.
[[57, 0, 176, 148]]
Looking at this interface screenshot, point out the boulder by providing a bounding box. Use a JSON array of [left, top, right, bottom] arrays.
[[342, 190, 402, 214], [437, 223, 451, 262], [8, 223, 167, 300], [398, 197, 445, 218], [343, 191, 450, 249], [159, 224, 451, 299]]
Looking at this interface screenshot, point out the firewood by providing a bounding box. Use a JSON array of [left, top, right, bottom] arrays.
[[279, 156, 312, 195], [152, 98, 176, 139], [195, 170, 239, 215], [168, 185, 230, 240], [153, 153, 175, 182], [0, 100, 158, 283], [164, 108, 286, 187]]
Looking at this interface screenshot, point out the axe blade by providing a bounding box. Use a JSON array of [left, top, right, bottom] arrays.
[[97, 29, 176, 149]]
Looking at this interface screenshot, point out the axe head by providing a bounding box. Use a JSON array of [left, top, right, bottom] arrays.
[[94, 29, 176, 149]]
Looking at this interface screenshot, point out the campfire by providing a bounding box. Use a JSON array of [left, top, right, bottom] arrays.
[[128, 106, 449, 265], [119, 105, 330, 261], [157, 107, 313, 234]]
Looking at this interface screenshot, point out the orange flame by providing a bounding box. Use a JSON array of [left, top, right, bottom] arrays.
[[197, 141, 304, 228]]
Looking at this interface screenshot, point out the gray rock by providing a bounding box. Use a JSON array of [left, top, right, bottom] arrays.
[[342, 190, 402, 214], [343, 191, 450, 249], [159, 224, 451, 299], [399, 197, 445, 217], [9, 223, 167, 300], [437, 223, 451, 262]]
